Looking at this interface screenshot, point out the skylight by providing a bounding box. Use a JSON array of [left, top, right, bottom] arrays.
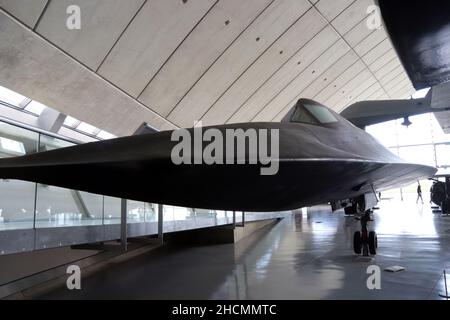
[[0, 86, 27, 107], [96, 130, 115, 140], [77, 122, 99, 135], [411, 88, 430, 99], [0, 137, 25, 155], [24, 100, 47, 115], [63, 116, 81, 128], [0, 85, 116, 141]]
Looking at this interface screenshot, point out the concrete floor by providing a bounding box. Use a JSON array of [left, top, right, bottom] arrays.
[[40, 198, 450, 299]]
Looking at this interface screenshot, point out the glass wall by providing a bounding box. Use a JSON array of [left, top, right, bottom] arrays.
[[35, 185, 104, 228], [0, 120, 158, 230], [126, 200, 145, 224], [0, 180, 35, 230], [0, 122, 39, 230], [40, 134, 75, 151], [366, 112, 450, 200], [435, 144, 450, 167], [144, 203, 157, 223], [0, 119, 284, 234]]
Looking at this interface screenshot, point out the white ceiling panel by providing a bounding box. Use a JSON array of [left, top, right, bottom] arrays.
[[0, 0, 47, 28], [299, 51, 359, 101], [378, 64, 404, 86], [324, 70, 373, 107], [373, 57, 402, 81], [395, 86, 415, 99], [36, 0, 145, 70], [138, 0, 273, 118], [199, 7, 328, 126], [353, 27, 387, 56], [252, 39, 350, 121], [382, 70, 408, 89], [167, 0, 312, 127], [388, 78, 412, 96], [314, 60, 365, 102], [352, 81, 382, 101], [343, 16, 375, 47], [97, 0, 217, 97], [368, 48, 397, 72], [366, 88, 385, 100], [314, 0, 355, 21], [271, 50, 359, 120], [0, 0, 418, 135], [361, 37, 392, 65], [331, 0, 374, 35], [384, 74, 410, 92], [226, 24, 339, 124], [334, 77, 377, 111], [0, 11, 175, 136]]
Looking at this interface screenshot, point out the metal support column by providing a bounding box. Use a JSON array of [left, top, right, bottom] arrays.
[[242, 211, 245, 227], [232, 211, 236, 228], [120, 199, 127, 251], [158, 204, 164, 244]]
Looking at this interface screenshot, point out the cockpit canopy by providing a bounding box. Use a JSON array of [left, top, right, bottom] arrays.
[[282, 99, 339, 125]]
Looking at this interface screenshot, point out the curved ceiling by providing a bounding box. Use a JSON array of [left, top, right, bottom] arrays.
[[0, 0, 415, 136]]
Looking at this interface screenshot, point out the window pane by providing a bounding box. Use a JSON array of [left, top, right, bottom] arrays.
[[411, 88, 430, 99], [63, 116, 80, 128], [144, 203, 156, 223], [431, 114, 450, 143], [396, 114, 434, 145], [39, 134, 74, 151], [103, 196, 120, 224], [0, 122, 39, 230], [77, 122, 98, 135], [290, 106, 318, 124], [25, 100, 47, 115], [127, 200, 145, 223], [0, 122, 39, 157], [0, 180, 35, 230], [35, 184, 103, 228], [0, 137, 25, 156], [366, 119, 398, 147], [436, 144, 450, 167], [304, 104, 337, 123], [0, 86, 27, 107], [97, 130, 115, 140], [398, 145, 436, 166]]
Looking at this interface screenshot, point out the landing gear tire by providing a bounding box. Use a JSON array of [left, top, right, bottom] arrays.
[[368, 231, 377, 255], [353, 231, 362, 254], [352, 209, 378, 256]]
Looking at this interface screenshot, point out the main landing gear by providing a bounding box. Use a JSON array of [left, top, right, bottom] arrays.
[[353, 210, 377, 256]]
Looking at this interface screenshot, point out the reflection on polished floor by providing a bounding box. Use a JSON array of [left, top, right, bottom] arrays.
[[41, 197, 450, 299]]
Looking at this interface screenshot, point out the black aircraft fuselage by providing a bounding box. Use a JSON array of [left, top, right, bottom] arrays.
[[0, 99, 436, 212]]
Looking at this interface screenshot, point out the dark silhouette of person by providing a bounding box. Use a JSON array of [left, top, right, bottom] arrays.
[[416, 182, 423, 204]]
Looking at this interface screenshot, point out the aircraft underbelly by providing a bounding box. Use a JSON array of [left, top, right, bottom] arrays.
[[0, 121, 437, 211], [0, 157, 434, 212]]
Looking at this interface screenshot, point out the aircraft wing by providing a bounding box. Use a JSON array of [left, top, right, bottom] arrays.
[[378, 1, 450, 90]]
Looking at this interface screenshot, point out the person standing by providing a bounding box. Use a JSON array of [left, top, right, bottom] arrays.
[[416, 182, 423, 204]]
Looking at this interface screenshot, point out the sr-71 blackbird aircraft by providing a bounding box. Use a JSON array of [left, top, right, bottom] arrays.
[[0, 98, 437, 256], [0, 0, 447, 256], [0, 98, 436, 213]]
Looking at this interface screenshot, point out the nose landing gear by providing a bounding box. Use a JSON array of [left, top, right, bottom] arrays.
[[353, 210, 377, 256]]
